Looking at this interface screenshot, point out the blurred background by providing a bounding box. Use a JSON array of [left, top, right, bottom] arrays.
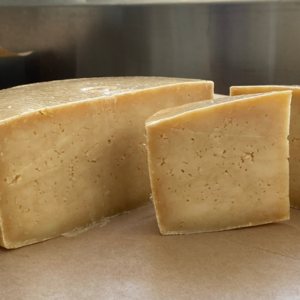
[[0, 0, 300, 94]]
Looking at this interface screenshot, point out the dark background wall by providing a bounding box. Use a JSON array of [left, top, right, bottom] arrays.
[[1, 1, 300, 94]]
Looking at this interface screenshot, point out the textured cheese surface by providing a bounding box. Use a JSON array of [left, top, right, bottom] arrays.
[[0, 77, 214, 248], [230, 86, 300, 209], [213, 93, 227, 99], [0, 77, 210, 121], [146, 91, 291, 235]]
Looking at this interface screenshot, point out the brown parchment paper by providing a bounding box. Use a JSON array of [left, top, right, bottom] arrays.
[[0, 203, 299, 300]]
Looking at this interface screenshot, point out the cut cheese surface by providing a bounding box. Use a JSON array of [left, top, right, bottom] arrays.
[[230, 86, 300, 209], [146, 91, 291, 235], [0, 77, 213, 248]]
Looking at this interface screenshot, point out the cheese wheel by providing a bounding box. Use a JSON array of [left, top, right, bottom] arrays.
[[0, 77, 213, 248]]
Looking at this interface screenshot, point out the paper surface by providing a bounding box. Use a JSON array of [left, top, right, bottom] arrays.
[[0, 204, 300, 300]]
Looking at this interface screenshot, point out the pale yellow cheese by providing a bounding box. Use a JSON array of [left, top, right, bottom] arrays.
[[214, 93, 227, 99], [0, 77, 213, 248], [230, 86, 300, 209], [146, 91, 291, 235]]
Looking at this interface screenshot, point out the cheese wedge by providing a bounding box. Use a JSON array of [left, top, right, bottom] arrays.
[[146, 91, 291, 235], [0, 77, 213, 248], [230, 86, 300, 209]]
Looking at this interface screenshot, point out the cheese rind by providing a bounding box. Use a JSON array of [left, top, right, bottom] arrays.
[[146, 91, 291, 235], [0, 77, 213, 248], [230, 86, 300, 208]]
